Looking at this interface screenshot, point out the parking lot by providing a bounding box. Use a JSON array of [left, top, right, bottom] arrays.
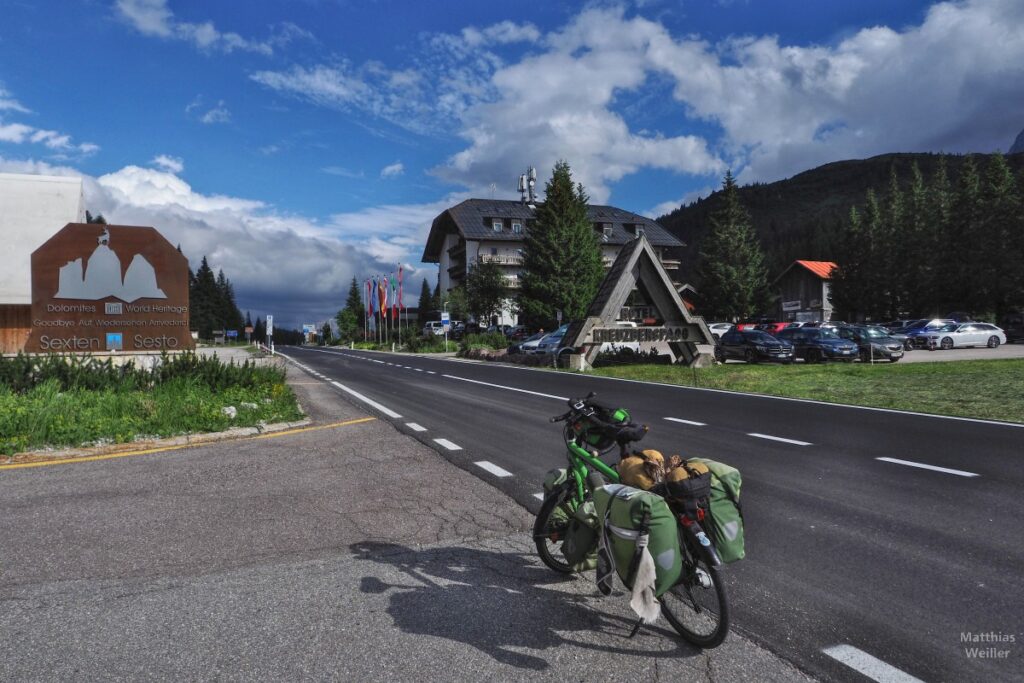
[[893, 340, 1024, 363]]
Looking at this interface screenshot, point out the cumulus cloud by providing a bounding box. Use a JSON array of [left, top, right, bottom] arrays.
[[0, 155, 440, 328], [380, 162, 404, 178], [150, 154, 184, 173], [0, 116, 98, 156], [115, 0, 311, 56], [253, 1, 1024, 203]]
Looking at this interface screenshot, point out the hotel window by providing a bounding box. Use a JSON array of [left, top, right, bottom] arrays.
[[511, 221, 522, 234], [492, 219, 503, 232], [490, 247, 498, 255]]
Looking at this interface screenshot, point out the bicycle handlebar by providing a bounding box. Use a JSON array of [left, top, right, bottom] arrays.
[[550, 392, 648, 446]]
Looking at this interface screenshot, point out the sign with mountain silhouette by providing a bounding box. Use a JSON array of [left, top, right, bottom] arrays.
[[25, 223, 193, 353]]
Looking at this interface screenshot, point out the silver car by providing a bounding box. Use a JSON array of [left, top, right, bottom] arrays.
[[915, 323, 1006, 349]]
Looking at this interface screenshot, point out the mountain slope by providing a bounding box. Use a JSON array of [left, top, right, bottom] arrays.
[[657, 152, 1024, 281]]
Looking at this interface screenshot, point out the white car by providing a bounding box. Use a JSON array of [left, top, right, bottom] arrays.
[[707, 322, 735, 340], [422, 321, 445, 336], [917, 322, 1007, 349]]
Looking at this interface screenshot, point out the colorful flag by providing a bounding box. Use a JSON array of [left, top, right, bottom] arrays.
[[366, 279, 372, 319], [390, 272, 398, 320], [378, 276, 387, 313], [398, 266, 403, 310], [370, 277, 377, 316]]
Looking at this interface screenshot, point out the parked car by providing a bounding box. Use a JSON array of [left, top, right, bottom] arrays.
[[533, 324, 570, 355], [506, 325, 529, 340], [911, 322, 1007, 349], [903, 319, 959, 347], [714, 329, 794, 364], [999, 311, 1023, 343], [774, 326, 859, 363], [422, 321, 444, 336], [450, 321, 467, 339], [754, 321, 790, 335], [486, 324, 512, 336], [834, 325, 906, 362], [509, 331, 546, 354], [707, 322, 734, 340]]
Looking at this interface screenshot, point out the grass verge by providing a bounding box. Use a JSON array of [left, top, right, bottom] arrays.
[[585, 358, 1024, 424], [0, 354, 303, 455]]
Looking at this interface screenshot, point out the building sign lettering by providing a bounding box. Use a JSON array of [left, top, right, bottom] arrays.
[[589, 326, 691, 343]]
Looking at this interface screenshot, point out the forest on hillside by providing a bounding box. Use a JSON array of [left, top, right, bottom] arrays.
[[657, 152, 1024, 286]]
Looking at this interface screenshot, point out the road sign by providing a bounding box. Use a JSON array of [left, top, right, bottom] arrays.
[[556, 309, 563, 323], [266, 315, 274, 335], [244, 326, 254, 334], [441, 311, 450, 332], [302, 324, 316, 334], [226, 330, 238, 338]]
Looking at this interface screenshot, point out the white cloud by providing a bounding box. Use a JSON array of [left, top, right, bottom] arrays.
[[114, 0, 310, 56], [380, 162, 404, 178], [322, 166, 364, 178], [0, 115, 98, 156], [151, 154, 184, 173], [199, 101, 231, 124], [0, 85, 30, 113], [461, 21, 540, 47]]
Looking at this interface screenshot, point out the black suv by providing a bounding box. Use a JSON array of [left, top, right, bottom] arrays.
[[834, 325, 906, 362], [715, 329, 794, 364], [774, 327, 858, 363]]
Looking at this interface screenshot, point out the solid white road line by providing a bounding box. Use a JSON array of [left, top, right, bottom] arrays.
[[822, 644, 924, 683], [433, 438, 462, 451], [328, 380, 402, 419], [442, 374, 567, 401], [475, 461, 514, 478], [748, 432, 812, 446], [876, 457, 979, 478], [406, 422, 427, 432], [533, 493, 545, 501], [664, 417, 707, 427]]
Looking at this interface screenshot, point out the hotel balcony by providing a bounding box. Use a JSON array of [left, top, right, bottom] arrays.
[[479, 253, 524, 265]]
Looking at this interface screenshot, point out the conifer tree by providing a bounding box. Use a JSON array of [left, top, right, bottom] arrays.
[[335, 277, 363, 340], [694, 171, 770, 321], [902, 162, 930, 316], [465, 261, 508, 325], [980, 153, 1021, 317], [418, 279, 433, 327], [518, 160, 604, 327], [830, 206, 869, 320], [947, 156, 983, 312]]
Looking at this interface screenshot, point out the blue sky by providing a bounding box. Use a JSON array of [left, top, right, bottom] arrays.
[[2, 0, 1022, 328]]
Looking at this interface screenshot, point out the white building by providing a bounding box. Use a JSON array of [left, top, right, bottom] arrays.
[[0, 173, 86, 304], [421, 199, 684, 326]]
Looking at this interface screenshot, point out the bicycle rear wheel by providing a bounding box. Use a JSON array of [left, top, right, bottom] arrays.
[[659, 549, 729, 648], [533, 492, 574, 574]]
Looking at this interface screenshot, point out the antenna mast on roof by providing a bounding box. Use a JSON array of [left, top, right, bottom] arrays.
[[518, 166, 537, 206]]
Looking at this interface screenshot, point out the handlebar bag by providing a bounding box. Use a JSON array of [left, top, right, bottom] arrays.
[[593, 484, 682, 597], [689, 458, 745, 563]]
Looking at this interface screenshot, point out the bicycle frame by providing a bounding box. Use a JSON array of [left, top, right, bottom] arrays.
[[563, 439, 620, 506]]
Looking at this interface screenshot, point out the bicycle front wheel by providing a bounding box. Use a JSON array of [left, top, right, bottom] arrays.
[[533, 492, 574, 574], [659, 552, 730, 648]]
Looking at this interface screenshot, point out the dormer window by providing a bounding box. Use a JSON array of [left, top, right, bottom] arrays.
[[602, 224, 613, 240], [511, 221, 522, 234], [492, 219, 503, 232]]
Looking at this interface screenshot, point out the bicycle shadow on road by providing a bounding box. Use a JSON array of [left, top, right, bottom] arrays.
[[351, 541, 702, 671]]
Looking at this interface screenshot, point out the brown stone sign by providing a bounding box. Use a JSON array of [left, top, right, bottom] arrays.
[[25, 223, 193, 353]]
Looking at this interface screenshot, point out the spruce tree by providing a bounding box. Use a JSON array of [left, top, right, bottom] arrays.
[[190, 257, 219, 339], [902, 162, 930, 316], [947, 156, 982, 313], [694, 171, 770, 321], [418, 279, 433, 327], [518, 160, 604, 328], [861, 189, 885, 320], [881, 168, 904, 318], [830, 206, 869, 321], [980, 153, 1020, 317], [335, 277, 363, 340], [925, 157, 953, 314]]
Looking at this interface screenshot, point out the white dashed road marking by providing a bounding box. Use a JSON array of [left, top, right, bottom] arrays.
[[329, 381, 402, 419], [475, 461, 514, 478], [665, 417, 706, 427], [748, 432, 812, 446], [406, 422, 427, 432], [433, 438, 462, 451], [442, 374, 567, 401], [876, 457, 979, 478], [822, 645, 925, 683]]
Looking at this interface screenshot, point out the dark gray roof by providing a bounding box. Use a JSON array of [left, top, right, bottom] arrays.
[[422, 198, 683, 263]]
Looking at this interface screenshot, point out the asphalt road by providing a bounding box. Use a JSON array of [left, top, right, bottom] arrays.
[[0, 369, 810, 682], [279, 345, 1024, 683]]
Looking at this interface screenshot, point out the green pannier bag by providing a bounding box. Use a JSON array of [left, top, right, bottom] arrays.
[[690, 458, 745, 563], [543, 467, 568, 495], [593, 484, 682, 597], [560, 499, 599, 571]]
